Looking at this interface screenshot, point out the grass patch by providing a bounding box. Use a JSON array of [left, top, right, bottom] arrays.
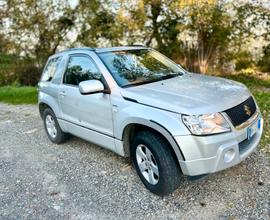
[[252, 92, 270, 153], [225, 74, 270, 89], [0, 86, 37, 104]]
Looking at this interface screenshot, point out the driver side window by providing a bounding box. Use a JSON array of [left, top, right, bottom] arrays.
[[63, 55, 102, 86]]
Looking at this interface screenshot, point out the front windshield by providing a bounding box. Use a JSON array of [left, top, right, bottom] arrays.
[[98, 49, 185, 87]]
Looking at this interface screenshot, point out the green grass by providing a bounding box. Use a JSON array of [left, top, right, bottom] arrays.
[[225, 73, 270, 89], [251, 92, 270, 152], [0, 86, 37, 104]]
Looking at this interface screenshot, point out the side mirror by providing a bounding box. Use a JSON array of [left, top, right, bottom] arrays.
[[79, 80, 105, 95]]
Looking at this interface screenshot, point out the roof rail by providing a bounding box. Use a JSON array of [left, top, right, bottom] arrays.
[[128, 44, 145, 47], [57, 47, 94, 54]]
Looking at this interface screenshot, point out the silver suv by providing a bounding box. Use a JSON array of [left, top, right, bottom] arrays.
[[38, 46, 263, 195]]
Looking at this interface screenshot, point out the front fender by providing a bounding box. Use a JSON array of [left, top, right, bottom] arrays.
[[113, 102, 189, 139], [113, 102, 190, 162]]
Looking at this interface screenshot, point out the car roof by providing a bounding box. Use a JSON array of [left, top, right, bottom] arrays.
[[94, 46, 147, 53], [55, 45, 147, 55], [48, 45, 148, 61]]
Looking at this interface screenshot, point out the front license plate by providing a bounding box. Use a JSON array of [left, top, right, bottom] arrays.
[[247, 118, 260, 140]]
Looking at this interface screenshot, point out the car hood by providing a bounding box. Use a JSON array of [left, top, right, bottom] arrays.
[[120, 73, 251, 115]]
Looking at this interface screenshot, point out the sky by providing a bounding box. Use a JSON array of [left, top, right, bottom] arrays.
[[69, 0, 79, 9]]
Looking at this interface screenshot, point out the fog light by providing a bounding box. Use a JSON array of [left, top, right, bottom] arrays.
[[224, 149, 235, 163]]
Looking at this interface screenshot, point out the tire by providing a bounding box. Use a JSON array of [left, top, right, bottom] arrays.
[[131, 131, 181, 196], [43, 108, 69, 144]]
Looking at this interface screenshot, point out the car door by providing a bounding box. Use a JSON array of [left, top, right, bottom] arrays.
[[58, 53, 114, 137]]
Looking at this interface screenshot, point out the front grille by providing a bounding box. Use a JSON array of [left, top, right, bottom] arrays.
[[225, 96, 256, 127]]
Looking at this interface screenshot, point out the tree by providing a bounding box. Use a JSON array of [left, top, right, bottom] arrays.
[[1, 0, 269, 86], [184, 2, 233, 72], [50, 0, 270, 74], [0, 0, 11, 52], [5, 0, 76, 66], [76, 0, 145, 47], [233, 2, 270, 72], [127, 0, 236, 73]]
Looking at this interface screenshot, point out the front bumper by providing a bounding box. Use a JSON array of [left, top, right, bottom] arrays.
[[176, 115, 263, 176]]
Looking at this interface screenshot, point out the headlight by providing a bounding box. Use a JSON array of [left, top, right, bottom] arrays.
[[182, 113, 231, 135]]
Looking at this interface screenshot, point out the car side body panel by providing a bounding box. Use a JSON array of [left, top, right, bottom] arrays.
[[38, 83, 61, 118]]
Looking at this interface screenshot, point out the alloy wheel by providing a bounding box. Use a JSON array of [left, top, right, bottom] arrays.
[[136, 144, 159, 185], [45, 114, 57, 138]]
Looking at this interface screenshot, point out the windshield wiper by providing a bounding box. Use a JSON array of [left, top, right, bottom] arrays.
[[122, 73, 183, 88], [122, 78, 161, 88], [160, 73, 183, 80]]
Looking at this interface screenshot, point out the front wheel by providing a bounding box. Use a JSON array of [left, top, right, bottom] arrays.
[[131, 131, 182, 196]]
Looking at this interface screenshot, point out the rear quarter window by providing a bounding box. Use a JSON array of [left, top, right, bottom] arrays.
[[41, 56, 62, 81]]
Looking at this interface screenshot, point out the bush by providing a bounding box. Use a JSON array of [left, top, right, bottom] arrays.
[[0, 53, 17, 85], [14, 59, 42, 86], [238, 67, 257, 76], [258, 45, 270, 73], [0, 53, 42, 86], [235, 51, 254, 71]]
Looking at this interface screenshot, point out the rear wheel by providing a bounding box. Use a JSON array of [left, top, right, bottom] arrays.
[[43, 108, 69, 144], [131, 131, 181, 196]]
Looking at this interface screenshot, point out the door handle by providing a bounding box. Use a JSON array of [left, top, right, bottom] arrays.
[[59, 91, 66, 97]]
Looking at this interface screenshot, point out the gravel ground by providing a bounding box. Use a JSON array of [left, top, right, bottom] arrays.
[[0, 103, 269, 220]]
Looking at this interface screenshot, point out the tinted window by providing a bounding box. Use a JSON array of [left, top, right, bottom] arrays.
[[41, 56, 62, 81], [63, 56, 101, 86]]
